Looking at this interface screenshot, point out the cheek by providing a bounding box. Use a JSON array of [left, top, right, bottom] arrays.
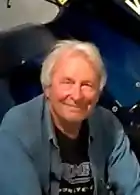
[[50, 87, 69, 102], [85, 91, 99, 106]]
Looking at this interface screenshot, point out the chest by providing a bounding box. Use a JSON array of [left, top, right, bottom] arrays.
[[49, 139, 109, 195]]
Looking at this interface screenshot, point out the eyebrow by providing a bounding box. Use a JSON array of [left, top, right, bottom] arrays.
[[62, 77, 93, 84], [82, 80, 93, 84], [61, 77, 74, 81]]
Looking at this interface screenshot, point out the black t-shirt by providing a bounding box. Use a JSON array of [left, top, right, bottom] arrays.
[[55, 120, 94, 195]]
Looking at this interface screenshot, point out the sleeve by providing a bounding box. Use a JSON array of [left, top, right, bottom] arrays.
[[0, 130, 42, 195], [108, 114, 140, 195]]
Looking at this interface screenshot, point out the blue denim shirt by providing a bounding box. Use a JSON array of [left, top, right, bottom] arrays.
[[0, 94, 140, 195]]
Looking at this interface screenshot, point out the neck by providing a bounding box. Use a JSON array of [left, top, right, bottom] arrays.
[[50, 108, 82, 139]]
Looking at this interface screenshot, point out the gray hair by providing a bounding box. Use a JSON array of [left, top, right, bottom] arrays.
[[40, 39, 107, 91]]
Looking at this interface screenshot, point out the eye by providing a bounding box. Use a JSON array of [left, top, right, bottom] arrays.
[[85, 83, 92, 87], [63, 80, 72, 84], [81, 83, 95, 92], [61, 78, 74, 84], [83, 83, 93, 88]]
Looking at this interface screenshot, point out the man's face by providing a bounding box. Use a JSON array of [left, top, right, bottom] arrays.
[[44, 51, 101, 123]]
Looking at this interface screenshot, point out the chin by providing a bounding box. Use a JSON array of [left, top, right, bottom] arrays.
[[64, 114, 87, 123]]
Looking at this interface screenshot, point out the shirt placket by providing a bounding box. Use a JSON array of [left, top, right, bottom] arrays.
[[50, 142, 62, 195]]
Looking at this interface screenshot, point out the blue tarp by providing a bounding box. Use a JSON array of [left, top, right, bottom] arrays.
[[60, 9, 140, 107]]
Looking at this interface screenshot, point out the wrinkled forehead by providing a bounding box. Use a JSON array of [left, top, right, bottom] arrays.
[[53, 48, 100, 74]]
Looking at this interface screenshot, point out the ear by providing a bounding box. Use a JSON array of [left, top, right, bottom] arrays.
[[44, 86, 50, 99], [95, 89, 101, 104]]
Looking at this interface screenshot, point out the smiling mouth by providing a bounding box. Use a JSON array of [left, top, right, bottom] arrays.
[[64, 104, 82, 110], [64, 103, 79, 108]]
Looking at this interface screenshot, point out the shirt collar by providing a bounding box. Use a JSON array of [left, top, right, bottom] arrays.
[[43, 99, 99, 146], [42, 99, 58, 147]]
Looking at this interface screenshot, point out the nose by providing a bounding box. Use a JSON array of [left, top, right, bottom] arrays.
[[71, 84, 83, 102]]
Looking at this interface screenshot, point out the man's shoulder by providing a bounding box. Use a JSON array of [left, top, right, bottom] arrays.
[[90, 105, 124, 141], [89, 106, 125, 161], [0, 94, 44, 142], [94, 105, 122, 128], [0, 94, 45, 156], [1, 94, 44, 124]]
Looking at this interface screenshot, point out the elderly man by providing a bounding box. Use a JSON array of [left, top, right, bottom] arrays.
[[0, 40, 140, 195]]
